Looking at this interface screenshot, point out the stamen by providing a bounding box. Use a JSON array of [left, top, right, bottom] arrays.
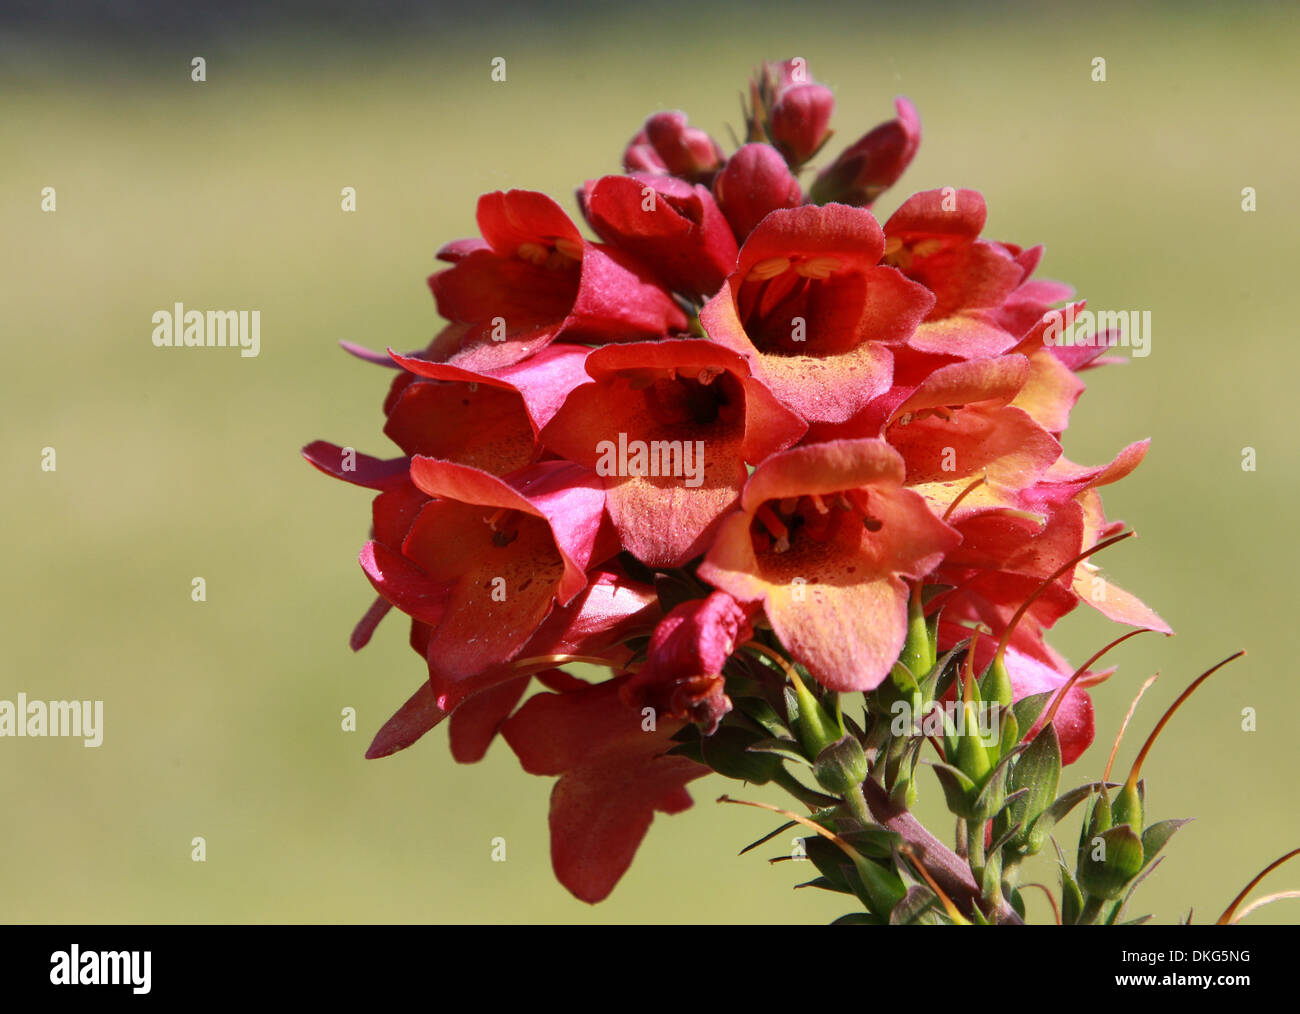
[[755, 504, 790, 552], [747, 256, 791, 281], [517, 242, 548, 265], [942, 475, 987, 522], [795, 256, 841, 279], [553, 237, 584, 261]]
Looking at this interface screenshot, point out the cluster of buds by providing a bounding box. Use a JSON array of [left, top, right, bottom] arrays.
[[305, 59, 1288, 922]]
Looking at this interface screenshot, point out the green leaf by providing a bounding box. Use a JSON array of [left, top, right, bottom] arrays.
[[1023, 782, 1100, 857], [930, 762, 979, 819], [795, 876, 851, 895], [699, 726, 783, 783], [972, 741, 1029, 818], [734, 695, 791, 738], [1012, 691, 1054, 740], [1140, 818, 1192, 871], [803, 837, 854, 893], [1006, 723, 1062, 856], [746, 736, 812, 766], [930, 640, 969, 701], [739, 820, 795, 856], [664, 740, 704, 763], [1060, 864, 1084, 925], [831, 912, 884, 926], [851, 855, 908, 915], [838, 826, 903, 860], [1077, 825, 1145, 900], [889, 885, 940, 925], [988, 818, 1025, 862], [1009, 887, 1027, 921]]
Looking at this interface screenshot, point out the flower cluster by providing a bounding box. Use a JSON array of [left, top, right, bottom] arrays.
[[306, 58, 1169, 911]]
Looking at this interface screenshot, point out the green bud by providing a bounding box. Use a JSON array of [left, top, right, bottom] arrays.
[[981, 654, 1014, 709], [790, 671, 844, 760], [1112, 780, 1144, 830], [812, 734, 870, 795], [1077, 825, 1145, 900], [954, 700, 994, 785], [897, 588, 934, 681]]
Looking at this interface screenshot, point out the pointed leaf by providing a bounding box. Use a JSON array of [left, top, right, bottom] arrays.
[[890, 885, 940, 925], [1007, 723, 1062, 856], [1140, 818, 1192, 871]]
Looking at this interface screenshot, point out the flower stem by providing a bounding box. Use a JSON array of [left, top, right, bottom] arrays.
[[860, 777, 1023, 925]]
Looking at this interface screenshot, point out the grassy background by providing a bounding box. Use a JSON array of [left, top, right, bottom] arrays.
[[3, 1, 1298, 923]]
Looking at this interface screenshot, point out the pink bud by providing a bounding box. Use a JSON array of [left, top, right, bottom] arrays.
[[622, 130, 668, 174], [768, 82, 834, 165], [810, 97, 922, 207], [643, 111, 724, 180], [713, 143, 804, 241]]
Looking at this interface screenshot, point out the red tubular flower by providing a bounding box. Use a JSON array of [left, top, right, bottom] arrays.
[[882, 188, 1040, 359], [881, 356, 1064, 517], [579, 174, 739, 300], [381, 344, 592, 476], [364, 458, 614, 691], [810, 97, 921, 207], [621, 590, 758, 734], [1024, 442, 1172, 633], [698, 438, 960, 692], [425, 189, 686, 372], [711, 143, 804, 243], [501, 675, 710, 904], [365, 567, 661, 761], [539, 339, 806, 568], [306, 58, 1177, 907], [699, 203, 935, 425], [300, 442, 430, 648]]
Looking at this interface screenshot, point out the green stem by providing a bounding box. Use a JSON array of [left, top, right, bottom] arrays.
[[772, 766, 838, 810], [844, 783, 874, 829], [1079, 896, 1108, 925], [966, 818, 986, 870]]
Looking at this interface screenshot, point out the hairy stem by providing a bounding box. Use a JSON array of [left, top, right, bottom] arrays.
[[861, 777, 1023, 925]]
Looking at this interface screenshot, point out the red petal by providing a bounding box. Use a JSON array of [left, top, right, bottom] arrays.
[[501, 678, 709, 903], [365, 681, 448, 759]]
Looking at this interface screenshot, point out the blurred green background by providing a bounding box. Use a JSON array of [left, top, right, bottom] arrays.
[[3, 1, 1298, 924]]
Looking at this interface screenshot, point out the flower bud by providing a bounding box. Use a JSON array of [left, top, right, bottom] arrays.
[[768, 82, 835, 166], [812, 732, 869, 796], [641, 111, 724, 181], [790, 669, 844, 761], [1111, 780, 1143, 830], [623, 131, 668, 174], [981, 653, 1014, 709], [809, 97, 921, 207], [712, 142, 803, 241], [896, 584, 935, 682]]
